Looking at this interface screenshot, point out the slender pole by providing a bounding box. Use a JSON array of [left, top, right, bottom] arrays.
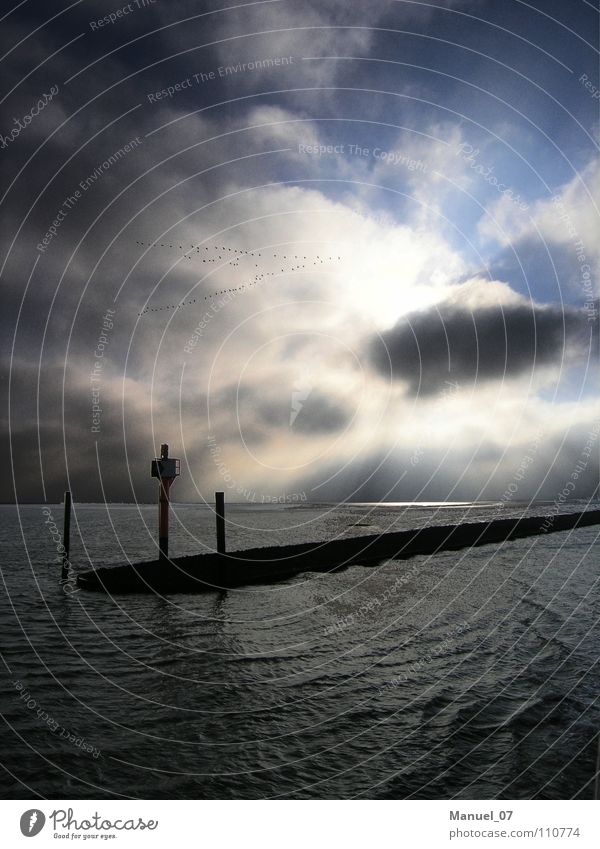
[[215, 491, 226, 554], [159, 479, 171, 560], [595, 731, 600, 800], [62, 490, 71, 580]]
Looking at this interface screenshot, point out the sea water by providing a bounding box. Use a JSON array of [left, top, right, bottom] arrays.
[[1, 501, 599, 799]]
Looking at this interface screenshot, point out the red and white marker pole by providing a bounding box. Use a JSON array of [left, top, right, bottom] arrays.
[[151, 443, 180, 562]]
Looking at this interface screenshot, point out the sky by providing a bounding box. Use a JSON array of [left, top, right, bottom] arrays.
[[1, 0, 599, 504]]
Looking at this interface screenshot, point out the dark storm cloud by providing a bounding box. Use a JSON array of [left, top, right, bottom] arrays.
[[0, 358, 161, 503], [291, 391, 351, 434], [297, 426, 600, 503], [2, 0, 598, 504], [212, 383, 352, 436], [370, 301, 594, 395], [253, 390, 351, 434]]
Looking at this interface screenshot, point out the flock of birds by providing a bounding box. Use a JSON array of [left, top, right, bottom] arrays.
[[135, 240, 342, 316]]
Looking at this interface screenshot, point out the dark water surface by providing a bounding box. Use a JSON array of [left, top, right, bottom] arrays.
[[1, 501, 599, 799]]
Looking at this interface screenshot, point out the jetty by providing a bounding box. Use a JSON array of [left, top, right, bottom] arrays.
[[76, 508, 600, 594]]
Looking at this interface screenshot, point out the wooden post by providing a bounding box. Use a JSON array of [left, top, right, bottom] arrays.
[[595, 731, 600, 800], [159, 479, 171, 560], [152, 443, 179, 563], [62, 490, 71, 580], [215, 491, 226, 553]]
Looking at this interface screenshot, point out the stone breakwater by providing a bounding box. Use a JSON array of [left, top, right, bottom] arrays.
[[76, 509, 600, 594]]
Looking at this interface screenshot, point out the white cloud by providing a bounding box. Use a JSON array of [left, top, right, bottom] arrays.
[[478, 155, 600, 294]]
